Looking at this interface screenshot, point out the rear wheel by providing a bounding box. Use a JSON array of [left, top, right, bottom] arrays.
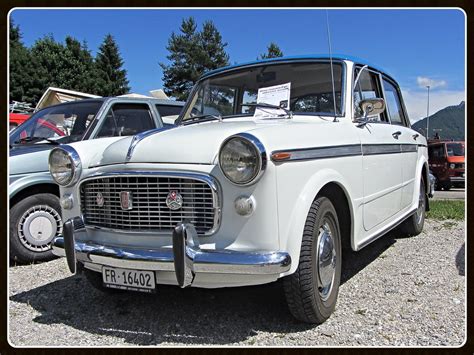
[[283, 196, 342, 324], [399, 178, 426, 237]]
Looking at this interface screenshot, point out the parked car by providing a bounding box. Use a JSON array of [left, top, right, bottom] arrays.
[[9, 113, 31, 131], [50, 55, 429, 324], [427, 140, 465, 190], [9, 97, 184, 263]]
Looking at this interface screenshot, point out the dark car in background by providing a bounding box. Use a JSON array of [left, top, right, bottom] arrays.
[[428, 140, 465, 190], [9, 97, 184, 263]]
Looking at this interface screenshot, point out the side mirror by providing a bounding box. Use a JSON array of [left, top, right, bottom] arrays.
[[359, 98, 385, 119]]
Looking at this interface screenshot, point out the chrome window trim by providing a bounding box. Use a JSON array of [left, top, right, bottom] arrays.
[[49, 145, 82, 187], [218, 132, 267, 186], [78, 171, 222, 237]]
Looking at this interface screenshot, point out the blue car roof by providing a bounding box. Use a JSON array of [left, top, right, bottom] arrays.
[[200, 54, 394, 80]]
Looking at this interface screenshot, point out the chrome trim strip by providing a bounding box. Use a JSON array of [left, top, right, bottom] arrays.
[[218, 132, 267, 186], [126, 125, 175, 161], [48, 145, 82, 187], [271, 143, 420, 163], [78, 171, 222, 236], [52, 236, 291, 275]]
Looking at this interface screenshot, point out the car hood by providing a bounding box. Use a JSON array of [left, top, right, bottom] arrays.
[[9, 144, 55, 175]]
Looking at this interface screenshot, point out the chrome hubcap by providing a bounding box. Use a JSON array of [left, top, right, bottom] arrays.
[[18, 205, 62, 252], [317, 222, 337, 301]]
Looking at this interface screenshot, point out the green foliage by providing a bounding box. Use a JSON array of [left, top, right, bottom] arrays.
[[160, 17, 230, 101], [426, 200, 464, 221], [9, 24, 130, 106], [94, 34, 130, 96], [259, 42, 284, 60]]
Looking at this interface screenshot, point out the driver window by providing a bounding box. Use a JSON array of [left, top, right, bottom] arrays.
[[96, 103, 154, 138], [353, 69, 385, 122]]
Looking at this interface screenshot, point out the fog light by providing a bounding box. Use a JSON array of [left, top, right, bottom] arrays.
[[60, 194, 74, 210], [234, 195, 256, 216]]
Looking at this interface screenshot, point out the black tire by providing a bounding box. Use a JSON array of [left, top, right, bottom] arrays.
[[283, 196, 342, 324], [399, 178, 426, 237], [10, 193, 62, 264], [83, 268, 124, 294], [443, 183, 451, 191]]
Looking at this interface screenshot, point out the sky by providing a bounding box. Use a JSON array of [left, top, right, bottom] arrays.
[[10, 8, 465, 122]]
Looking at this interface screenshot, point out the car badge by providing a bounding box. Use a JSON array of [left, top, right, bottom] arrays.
[[96, 192, 104, 207], [166, 190, 183, 210], [120, 191, 133, 210]]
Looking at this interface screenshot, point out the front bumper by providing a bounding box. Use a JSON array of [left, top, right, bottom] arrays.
[[52, 217, 291, 288]]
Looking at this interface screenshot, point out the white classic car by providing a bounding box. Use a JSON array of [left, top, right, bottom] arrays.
[[49, 55, 429, 324]]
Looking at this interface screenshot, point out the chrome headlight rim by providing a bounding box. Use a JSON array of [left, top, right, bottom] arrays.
[[48, 145, 82, 187], [218, 133, 267, 186]]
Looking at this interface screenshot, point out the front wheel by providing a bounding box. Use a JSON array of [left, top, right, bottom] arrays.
[[10, 193, 62, 263], [283, 196, 342, 324]]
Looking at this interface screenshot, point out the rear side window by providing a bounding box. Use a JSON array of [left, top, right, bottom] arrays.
[[97, 103, 155, 138], [155, 104, 183, 118], [382, 79, 407, 127]]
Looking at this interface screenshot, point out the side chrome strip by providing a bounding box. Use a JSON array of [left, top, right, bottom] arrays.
[[126, 125, 175, 161], [271, 143, 419, 162]]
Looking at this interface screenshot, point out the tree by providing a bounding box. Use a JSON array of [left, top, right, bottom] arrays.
[[94, 34, 130, 96], [258, 42, 284, 60], [160, 17, 230, 101]]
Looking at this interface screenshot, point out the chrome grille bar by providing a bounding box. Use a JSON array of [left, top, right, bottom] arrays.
[[79, 172, 221, 235]]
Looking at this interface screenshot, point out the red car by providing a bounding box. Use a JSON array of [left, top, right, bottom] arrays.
[[9, 113, 30, 131], [428, 140, 465, 190]]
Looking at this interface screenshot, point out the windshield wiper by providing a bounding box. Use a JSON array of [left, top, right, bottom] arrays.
[[241, 102, 293, 119], [14, 136, 60, 145], [183, 113, 223, 125]]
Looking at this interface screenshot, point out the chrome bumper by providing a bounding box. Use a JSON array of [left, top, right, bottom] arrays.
[[52, 217, 291, 287], [450, 176, 465, 183]]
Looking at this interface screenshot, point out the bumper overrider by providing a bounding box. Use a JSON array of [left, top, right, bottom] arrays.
[[52, 217, 291, 288]]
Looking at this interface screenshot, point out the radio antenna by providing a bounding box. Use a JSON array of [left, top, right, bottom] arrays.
[[325, 10, 338, 122]]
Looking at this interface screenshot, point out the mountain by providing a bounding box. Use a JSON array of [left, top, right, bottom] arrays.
[[412, 101, 465, 141]]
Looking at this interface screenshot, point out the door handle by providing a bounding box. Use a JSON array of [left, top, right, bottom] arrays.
[[392, 131, 402, 139]]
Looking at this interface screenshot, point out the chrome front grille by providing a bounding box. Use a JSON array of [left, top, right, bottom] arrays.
[[80, 173, 220, 235]]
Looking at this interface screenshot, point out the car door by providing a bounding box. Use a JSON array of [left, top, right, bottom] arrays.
[[354, 68, 403, 231], [381, 76, 419, 209]]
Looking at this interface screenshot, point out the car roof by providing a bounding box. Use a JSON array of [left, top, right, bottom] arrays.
[[200, 54, 394, 81]]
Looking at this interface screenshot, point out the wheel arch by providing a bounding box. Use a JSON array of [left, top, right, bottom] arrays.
[[10, 183, 60, 208]]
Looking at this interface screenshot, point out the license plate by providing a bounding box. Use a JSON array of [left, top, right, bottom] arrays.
[[102, 266, 156, 293]]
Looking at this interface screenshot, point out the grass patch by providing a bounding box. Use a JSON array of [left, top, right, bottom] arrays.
[[426, 200, 465, 220]]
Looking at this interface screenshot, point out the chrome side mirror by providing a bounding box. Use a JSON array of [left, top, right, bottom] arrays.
[[359, 98, 385, 119]]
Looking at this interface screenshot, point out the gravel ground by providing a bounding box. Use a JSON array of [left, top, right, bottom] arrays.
[[8, 219, 465, 347]]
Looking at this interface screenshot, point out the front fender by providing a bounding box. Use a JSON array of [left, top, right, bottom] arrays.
[[9, 171, 56, 199], [277, 166, 360, 275]]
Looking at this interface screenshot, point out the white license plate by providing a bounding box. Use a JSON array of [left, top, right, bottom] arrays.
[[102, 266, 156, 293]]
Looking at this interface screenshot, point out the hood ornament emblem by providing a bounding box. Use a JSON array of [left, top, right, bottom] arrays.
[[96, 192, 104, 207], [166, 190, 183, 210], [120, 191, 133, 210]]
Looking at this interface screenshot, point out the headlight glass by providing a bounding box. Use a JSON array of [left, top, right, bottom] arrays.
[[450, 163, 455, 169], [219, 136, 264, 185], [49, 147, 81, 186]]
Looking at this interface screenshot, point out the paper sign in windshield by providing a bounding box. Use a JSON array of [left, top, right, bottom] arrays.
[[254, 82, 291, 118]]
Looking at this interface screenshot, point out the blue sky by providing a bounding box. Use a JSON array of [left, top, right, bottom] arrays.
[[10, 8, 465, 121]]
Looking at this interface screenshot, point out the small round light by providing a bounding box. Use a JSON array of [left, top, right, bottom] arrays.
[[60, 194, 74, 210], [450, 163, 455, 169], [234, 195, 256, 216]]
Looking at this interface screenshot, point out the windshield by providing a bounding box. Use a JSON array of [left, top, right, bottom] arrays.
[[180, 61, 344, 123], [446, 143, 464, 157], [10, 101, 103, 145]]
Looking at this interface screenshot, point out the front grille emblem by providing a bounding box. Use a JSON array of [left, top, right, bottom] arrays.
[[120, 191, 133, 210], [166, 190, 183, 210], [96, 192, 104, 207]]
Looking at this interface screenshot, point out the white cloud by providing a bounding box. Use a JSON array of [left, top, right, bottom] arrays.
[[401, 89, 465, 123], [416, 76, 447, 89]]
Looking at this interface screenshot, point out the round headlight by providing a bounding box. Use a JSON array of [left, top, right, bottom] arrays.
[[450, 163, 455, 169], [219, 134, 266, 185], [49, 146, 82, 186]]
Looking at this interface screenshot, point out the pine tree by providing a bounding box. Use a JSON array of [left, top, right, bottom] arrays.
[[259, 42, 284, 60], [160, 17, 230, 101], [94, 34, 130, 96]]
